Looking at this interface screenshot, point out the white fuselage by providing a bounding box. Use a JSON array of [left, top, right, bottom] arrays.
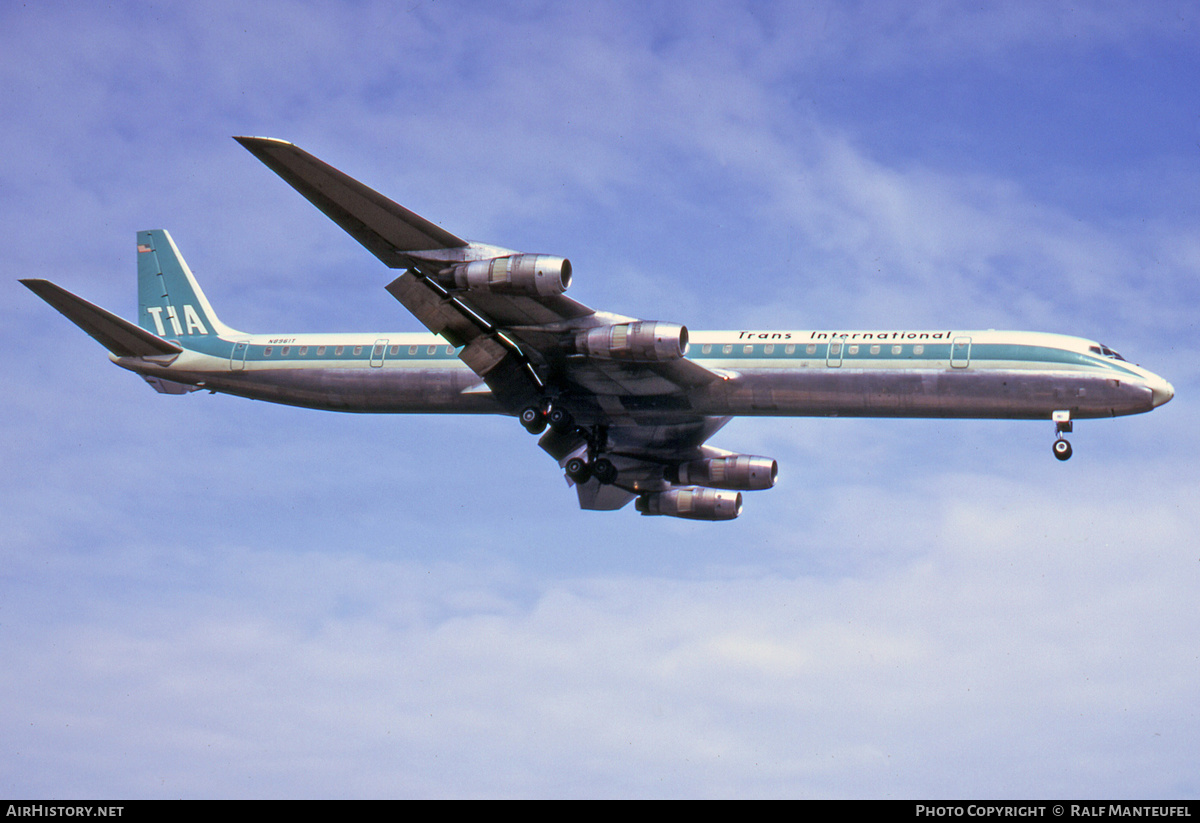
[[114, 327, 1174, 423]]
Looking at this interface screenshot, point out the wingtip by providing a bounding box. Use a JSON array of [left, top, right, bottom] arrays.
[[233, 135, 295, 149]]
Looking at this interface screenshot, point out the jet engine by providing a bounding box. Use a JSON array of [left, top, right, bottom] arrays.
[[575, 321, 688, 361], [635, 487, 742, 521], [451, 254, 572, 297], [674, 455, 778, 491]]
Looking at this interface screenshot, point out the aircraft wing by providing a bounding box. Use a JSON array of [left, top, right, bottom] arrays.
[[233, 136, 468, 265], [238, 137, 724, 410], [239, 138, 753, 517]]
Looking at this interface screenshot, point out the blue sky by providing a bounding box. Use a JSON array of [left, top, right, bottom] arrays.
[[2, 0, 1198, 798]]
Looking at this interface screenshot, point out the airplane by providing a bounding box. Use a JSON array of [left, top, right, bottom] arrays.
[[21, 137, 1175, 521]]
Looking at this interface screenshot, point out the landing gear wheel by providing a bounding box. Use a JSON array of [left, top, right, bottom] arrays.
[[1053, 439, 1073, 461], [592, 457, 618, 485], [548, 406, 574, 433], [520, 405, 546, 434], [565, 457, 592, 483]]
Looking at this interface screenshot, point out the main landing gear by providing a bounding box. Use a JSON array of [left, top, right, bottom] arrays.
[[519, 405, 547, 434], [591, 457, 618, 484], [1052, 410, 1073, 461], [520, 403, 619, 485], [566, 456, 617, 485]]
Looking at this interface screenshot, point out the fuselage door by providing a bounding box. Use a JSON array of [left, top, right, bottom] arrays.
[[826, 336, 846, 368], [370, 338, 389, 367], [229, 340, 249, 371], [951, 336, 972, 369]]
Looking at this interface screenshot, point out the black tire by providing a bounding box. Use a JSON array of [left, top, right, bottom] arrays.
[[592, 457, 618, 485], [1053, 439, 1073, 461], [548, 406, 574, 432], [565, 457, 592, 483], [520, 405, 546, 434]]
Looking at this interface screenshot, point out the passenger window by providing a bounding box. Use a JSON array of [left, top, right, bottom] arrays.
[[299, 346, 308, 356], [281, 346, 290, 356], [891, 345, 902, 355], [806, 343, 816, 355], [335, 346, 344, 356], [408, 345, 418, 355], [722, 344, 732, 354], [390, 345, 399, 355], [427, 345, 437, 355], [353, 346, 363, 355], [317, 346, 326, 356], [702, 344, 712, 354], [764, 344, 775, 354], [743, 345, 754, 354], [869, 345, 880, 355], [848, 345, 859, 355], [786, 344, 796, 355], [263, 346, 272, 356], [913, 344, 924, 355]]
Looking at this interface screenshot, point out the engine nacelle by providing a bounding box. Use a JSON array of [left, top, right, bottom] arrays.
[[451, 254, 572, 297], [575, 321, 688, 361], [635, 487, 742, 521], [675, 455, 778, 491]]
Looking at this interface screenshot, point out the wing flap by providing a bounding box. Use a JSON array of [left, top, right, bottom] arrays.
[[385, 272, 541, 409], [22, 279, 182, 358], [385, 270, 481, 348], [461, 290, 593, 326], [562, 358, 722, 396], [234, 136, 467, 267]]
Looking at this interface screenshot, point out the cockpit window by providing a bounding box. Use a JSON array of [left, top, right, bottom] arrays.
[[1090, 344, 1126, 361]]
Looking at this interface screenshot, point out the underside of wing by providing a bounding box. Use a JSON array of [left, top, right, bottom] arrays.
[[537, 415, 776, 520]]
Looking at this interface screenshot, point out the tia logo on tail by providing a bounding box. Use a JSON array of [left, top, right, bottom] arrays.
[[144, 305, 209, 336]]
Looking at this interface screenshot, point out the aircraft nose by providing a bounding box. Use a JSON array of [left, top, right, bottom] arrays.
[[1148, 374, 1175, 408]]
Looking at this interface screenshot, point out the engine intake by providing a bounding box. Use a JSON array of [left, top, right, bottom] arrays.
[[575, 321, 688, 361], [451, 254, 572, 297], [636, 487, 742, 521], [675, 455, 777, 491]]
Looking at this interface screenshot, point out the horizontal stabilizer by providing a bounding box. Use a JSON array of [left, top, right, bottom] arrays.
[[21, 279, 182, 357], [234, 136, 467, 267]]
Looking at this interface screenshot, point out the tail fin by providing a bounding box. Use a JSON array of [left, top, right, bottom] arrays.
[[137, 230, 236, 339]]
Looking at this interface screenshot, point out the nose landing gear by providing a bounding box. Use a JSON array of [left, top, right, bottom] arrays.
[[1052, 410, 1073, 461]]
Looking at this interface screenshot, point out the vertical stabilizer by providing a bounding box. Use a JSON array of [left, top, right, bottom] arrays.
[[137, 230, 236, 338]]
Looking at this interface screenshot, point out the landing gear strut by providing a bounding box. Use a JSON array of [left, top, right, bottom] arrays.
[[1052, 410, 1073, 461]]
